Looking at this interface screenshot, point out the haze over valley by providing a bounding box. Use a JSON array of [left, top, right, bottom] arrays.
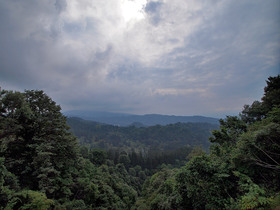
[[0, 0, 279, 209]]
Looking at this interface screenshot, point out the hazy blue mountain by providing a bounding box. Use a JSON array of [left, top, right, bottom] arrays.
[[63, 110, 219, 126]]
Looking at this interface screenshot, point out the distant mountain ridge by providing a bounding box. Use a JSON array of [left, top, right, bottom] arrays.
[[66, 117, 219, 151], [63, 110, 219, 126]]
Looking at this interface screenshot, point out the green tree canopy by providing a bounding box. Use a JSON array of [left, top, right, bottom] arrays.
[[0, 90, 79, 199], [241, 75, 280, 123]]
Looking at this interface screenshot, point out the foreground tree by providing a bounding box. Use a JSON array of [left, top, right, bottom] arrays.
[[0, 89, 140, 209], [241, 75, 280, 123], [1, 75, 279, 209], [144, 75, 280, 209], [0, 90, 80, 199]]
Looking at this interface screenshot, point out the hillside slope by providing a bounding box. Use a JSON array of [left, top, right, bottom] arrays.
[[67, 117, 219, 151], [64, 110, 219, 126]]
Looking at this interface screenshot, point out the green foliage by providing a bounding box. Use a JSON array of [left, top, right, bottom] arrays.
[[241, 101, 266, 123], [89, 148, 107, 166], [186, 145, 206, 160], [59, 199, 87, 210], [233, 171, 271, 210], [0, 157, 19, 209], [91, 163, 138, 209], [0, 90, 80, 199], [176, 155, 235, 209], [136, 168, 178, 210], [67, 117, 218, 152], [269, 193, 280, 209], [7, 190, 54, 210], [210, 116, 247, 145], [118, 154, 131, 168], [268, 105, 280, 123], [137, 75, 280, 209], [70, 158, 98, 205], [262, 75, 280, 111], [0, 89, 144, 209], [107, 145, 192, 170], [241, 75, 280, 123], [233, 110, 280, 189], [1, 75, 279, 209]]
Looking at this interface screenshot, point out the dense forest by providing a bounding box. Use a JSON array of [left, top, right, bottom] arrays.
[[0, 75, 279, 209], [67, 116, 217, 150]]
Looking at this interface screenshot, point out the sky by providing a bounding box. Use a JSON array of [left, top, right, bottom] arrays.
[[0, 0, 279, 118]]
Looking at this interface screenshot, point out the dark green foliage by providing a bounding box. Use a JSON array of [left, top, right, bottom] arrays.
[[176, 155, 236, 209], [0, 90, 80, 200], [1, 75, 279, 209], [89, 148, 107, 166], [118, 153, 131, 168], [126, 146, 192, 170], [138, 75, 280, 209], [270, 193, 280, 209], [232, 171, 271, 209], [233, 112, 280, 189], [90, 163, 138, 209], [135, 168, 178, 210], [186, 145, 206, 160], [241, 101, 266, 123], [70, 158, 98, 205], [67, 117, 218, 151], [0, 90, 81, 208], [0, 157, 19, 208], [60, 199, 87, 210], [0, 89, 142, 209], [6, 190, 54, 210], [210, 116, 247, 145], [241, 75, 280, 123], [262, 75, 280, 111]]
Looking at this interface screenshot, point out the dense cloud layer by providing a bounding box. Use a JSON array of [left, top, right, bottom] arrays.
[[0, 0, 279, 117]]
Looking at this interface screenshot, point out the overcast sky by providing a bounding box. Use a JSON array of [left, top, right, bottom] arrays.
[[0, 0, 279, 117]]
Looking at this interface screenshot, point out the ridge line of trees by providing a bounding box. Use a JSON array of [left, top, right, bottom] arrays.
[[0, 75, 279, 209]]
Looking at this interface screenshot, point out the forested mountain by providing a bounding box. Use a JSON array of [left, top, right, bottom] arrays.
[[67, 117, 218, 151], [135, 75, 280, 209], [1, 75, 279, 209], [64, 110, 219, 126]]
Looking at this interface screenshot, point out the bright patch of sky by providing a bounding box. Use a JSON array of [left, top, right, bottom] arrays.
[[121, 0, 147, 23], [0, 0, 279, 117]]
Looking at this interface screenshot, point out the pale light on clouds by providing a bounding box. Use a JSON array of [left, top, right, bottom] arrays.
[[0, 0, 279, 118], [151, 88, 206, 96], [121, 0, 147, 23]]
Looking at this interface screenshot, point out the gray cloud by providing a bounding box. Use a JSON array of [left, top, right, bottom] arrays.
[[145, 1, 163, 25], [55, 0, 67, 13], [0, 0, 279, 117]]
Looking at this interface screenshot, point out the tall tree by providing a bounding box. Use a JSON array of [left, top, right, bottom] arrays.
[[241, 75, 280, 123], [0, 90, 79, 199], [262, 75, 280, 111]]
